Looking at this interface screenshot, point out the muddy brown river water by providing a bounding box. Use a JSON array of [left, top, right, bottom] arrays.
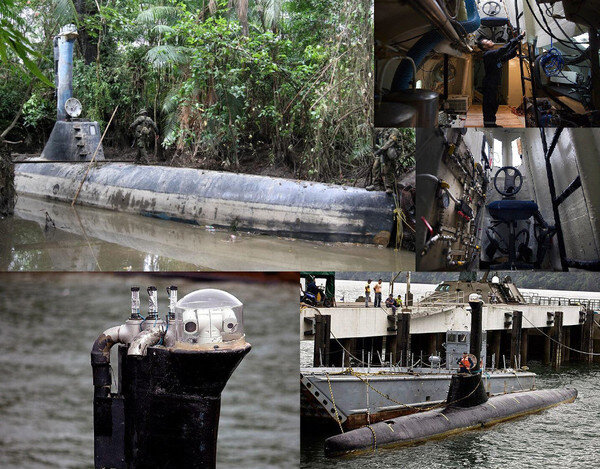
[[0, 196, 414, 271]]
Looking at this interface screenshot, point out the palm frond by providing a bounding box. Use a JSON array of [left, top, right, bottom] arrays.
[[136, 6, 179, 25], [52, 0, 78, 25], [255, 0, 283, 30], [151, 24, 175, 35], [162, 88, 180, 115], [160, 87, 181, 144], [0, 15, 52, 86], [145, 44, 189, 70]]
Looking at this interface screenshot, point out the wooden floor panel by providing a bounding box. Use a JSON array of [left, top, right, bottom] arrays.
[[464, 104, 525, 128]]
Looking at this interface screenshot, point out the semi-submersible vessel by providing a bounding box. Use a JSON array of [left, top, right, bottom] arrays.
[[300, 273, 598, 431]]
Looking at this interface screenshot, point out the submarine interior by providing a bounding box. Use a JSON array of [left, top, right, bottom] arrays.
[[375, 0, 600, 128], [416, 127, 600, 270]]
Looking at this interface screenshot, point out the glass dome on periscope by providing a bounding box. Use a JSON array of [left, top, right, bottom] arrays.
[[174, 289, 245, 347]]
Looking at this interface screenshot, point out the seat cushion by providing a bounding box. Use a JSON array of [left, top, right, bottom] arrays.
[[481, 17, 510, 27], [487, 200, 538, 221]]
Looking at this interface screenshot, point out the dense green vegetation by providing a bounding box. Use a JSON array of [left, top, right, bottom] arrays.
[[0, 0, 375, 182]]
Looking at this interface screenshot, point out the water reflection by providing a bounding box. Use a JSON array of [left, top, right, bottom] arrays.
[[0, 196, 414, 271]]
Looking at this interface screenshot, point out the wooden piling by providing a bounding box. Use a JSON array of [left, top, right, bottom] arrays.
[[551, 311, 563, 370], [491, 330, 501, 368], [511, 311, 523, 369], [373, 336, 384, 365], [521, 329, 528, 366], [313, 314, 331, 367], [397, 312, 410, 367], [427, 333, 437, 355], [581, 310, 594, 365], [469, 299, 483, 367], [543, 329, 551, 365], [564, 327, 571, 362]]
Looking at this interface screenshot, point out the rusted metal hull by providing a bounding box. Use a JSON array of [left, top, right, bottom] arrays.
[[15, 162, 395, 244]]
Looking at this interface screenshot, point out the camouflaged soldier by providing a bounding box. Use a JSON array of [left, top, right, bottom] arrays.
[[129, 109, 159, 164], [366, 128, 399, 195]]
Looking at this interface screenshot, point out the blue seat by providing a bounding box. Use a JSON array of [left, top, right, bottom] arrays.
[[487, 200, 539, 222], [481, 17, 509, 27]]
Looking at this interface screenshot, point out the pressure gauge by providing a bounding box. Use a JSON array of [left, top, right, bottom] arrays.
[[65, 97, 82, 118]]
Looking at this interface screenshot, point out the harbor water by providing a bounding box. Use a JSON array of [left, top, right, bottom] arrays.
[[301, 281, 600, 468], [0, 274, 299, 469], [301, 363, 600, 468]]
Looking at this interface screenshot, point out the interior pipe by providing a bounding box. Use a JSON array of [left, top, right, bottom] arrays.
[[461, 55, 471, 95], [392, 0, 480, 91], [412, 0, 466, 45], [380, 56, 417, 94]]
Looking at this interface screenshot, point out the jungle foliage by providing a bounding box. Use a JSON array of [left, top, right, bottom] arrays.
[[0, 0, 374, 182]]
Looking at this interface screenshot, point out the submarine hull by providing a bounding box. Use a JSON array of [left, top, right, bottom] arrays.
[[15, 162, 395, 244], [324, 387, 577, 457]]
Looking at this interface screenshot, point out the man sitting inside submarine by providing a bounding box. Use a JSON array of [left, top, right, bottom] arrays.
[[476, 31, 525, 127], [458, 351, 475, 373]]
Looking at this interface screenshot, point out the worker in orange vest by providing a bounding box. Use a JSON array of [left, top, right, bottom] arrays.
[[458, 352, 474, 373]]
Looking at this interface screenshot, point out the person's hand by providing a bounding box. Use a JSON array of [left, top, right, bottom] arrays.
[[518, 32, 526, 40]]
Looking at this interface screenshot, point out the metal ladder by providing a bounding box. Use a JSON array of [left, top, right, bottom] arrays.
[[539, 126, 579, 271]]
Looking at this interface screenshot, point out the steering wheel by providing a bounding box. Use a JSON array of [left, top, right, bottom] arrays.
[[482, 0, 501, 16], [494, 166, 523, 197]]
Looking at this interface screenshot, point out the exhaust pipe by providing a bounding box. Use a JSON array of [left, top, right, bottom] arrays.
[[92, 287, 251, 468], [55, 24, 78, 121]]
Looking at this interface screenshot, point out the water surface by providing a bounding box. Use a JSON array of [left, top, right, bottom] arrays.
[[301, 363, 600, 468], [0, 274, 299, 469], [0, 196, 414, 271]]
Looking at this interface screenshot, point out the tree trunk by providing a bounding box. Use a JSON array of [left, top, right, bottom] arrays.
[[0, 141, 16, 217], [74, 0, 98, 65]]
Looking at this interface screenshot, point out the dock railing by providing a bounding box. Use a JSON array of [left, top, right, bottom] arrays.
[[522, 294, 600, 310], [418, 290, 465, 305]]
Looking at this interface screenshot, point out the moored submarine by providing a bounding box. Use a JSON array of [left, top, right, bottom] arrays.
[[91, 285, 250, 468], [324, 295, 577, 457]]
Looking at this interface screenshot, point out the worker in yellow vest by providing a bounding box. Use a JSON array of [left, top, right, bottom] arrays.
[[365, 279, 372, 307]]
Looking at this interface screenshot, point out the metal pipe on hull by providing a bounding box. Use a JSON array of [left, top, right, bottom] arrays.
[[324, 387, 577, 456], [56, 25, 78, 121], [15, 162, 396, 244]]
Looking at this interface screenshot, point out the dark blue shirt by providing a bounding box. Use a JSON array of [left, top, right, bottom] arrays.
[[482, 37, 521, 91]]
